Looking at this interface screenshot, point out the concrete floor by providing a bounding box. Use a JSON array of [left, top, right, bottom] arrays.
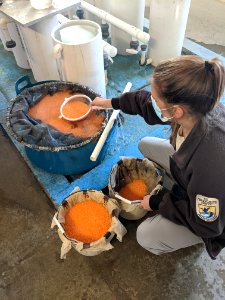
[[186, 0, 225, 49], [185, 0, 225, 57], [1, 124, 225, 300], [145, 0, 225, 56], [145, 0, 225, 49], [1, 2, 225, 299]]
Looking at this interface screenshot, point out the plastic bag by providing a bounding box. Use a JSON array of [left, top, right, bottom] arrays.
[[109, 157, 162, 220], [51, 189, 127, 258]]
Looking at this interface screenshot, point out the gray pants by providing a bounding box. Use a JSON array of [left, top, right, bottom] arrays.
[[137, 137, 202, 255]]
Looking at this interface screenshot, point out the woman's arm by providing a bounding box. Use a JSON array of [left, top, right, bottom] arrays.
[[91, 90, 165, 125]]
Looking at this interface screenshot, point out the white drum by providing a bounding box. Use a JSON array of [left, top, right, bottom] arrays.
[[149, 0, 191, 66], [7, 22, 30, 69], [110, 0, 145, 55], [0, 13, 12, 52], [0, 15, 30, 69], [51, 20, 106, 97], [19, 16, 60, 81]]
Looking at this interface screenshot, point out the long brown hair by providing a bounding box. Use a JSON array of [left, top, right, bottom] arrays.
[[152, 55, 225, 146]]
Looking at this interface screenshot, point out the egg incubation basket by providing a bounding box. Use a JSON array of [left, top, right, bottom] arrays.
[[109, 158, 162, 220], [51, 189, 127, 258], [6, 77, 113, 175]]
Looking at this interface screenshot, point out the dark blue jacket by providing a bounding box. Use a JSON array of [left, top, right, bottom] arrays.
[[112, 91, 225, 259]]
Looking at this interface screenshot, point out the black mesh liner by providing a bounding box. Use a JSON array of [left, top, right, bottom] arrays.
[[6, 82, 109, 151]]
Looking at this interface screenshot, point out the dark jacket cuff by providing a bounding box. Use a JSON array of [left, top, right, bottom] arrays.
[[111, 97, 120, 110], [149, 188, 168, 210]]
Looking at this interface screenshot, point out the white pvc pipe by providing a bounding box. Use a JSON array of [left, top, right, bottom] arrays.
[[115, 193, 141, 205], [90, 82, 132, 162], [81, 1, 150, 44], [102, 40, 117, 58], [83, 0, 111, 25]]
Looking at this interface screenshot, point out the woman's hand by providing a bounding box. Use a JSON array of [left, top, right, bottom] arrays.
[[140, 195, 153, 211], [140, 185, 163, 211], [91, 97, 113, 109]]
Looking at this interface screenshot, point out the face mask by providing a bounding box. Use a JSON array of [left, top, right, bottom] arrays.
[[151, 95, 174, 122]]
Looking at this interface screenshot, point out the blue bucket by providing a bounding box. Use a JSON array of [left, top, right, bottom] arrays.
[[7, 76, 115, 175]]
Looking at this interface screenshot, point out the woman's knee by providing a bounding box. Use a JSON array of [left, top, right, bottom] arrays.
[[138, 137, 152, 154], [136, 221, 147, 248], [136, 218, 159, 252], [138, 137, 169, 158]]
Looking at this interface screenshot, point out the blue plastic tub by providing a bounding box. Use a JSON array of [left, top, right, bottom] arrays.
[[7, 76, 115, 175], [24, 134, 113, 175]]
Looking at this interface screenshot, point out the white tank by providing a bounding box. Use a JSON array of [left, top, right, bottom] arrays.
[[7, 22, 30, 69], [19, 16, 60, 81], [149, 0, 191, 66], [0, 13, 12, 51], [110, 0, 145, 55], [51, 20, 106, 97], [0, 16, 30, 68]]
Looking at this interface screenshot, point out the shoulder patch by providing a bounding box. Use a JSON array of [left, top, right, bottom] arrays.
[[196, 194, 219, 222]]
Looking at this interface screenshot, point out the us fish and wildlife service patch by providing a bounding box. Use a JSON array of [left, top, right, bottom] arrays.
[[196, 194, 219, 222]]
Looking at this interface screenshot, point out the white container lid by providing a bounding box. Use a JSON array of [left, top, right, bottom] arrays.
[[30, 0, 52, 10]]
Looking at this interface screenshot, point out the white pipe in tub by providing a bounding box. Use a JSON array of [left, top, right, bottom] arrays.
[[57, 14, 117, 58], [81, 1, 150, 44], [90, 82, 132, 162]]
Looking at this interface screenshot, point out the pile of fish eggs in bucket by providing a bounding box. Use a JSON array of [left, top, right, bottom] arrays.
[[52, 158, 162, 258]]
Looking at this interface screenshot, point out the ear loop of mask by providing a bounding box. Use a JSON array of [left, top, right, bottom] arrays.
[[150, 95, 174, 122]]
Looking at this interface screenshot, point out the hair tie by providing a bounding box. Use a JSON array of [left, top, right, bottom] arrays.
[[205, 61, 213, 72]]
